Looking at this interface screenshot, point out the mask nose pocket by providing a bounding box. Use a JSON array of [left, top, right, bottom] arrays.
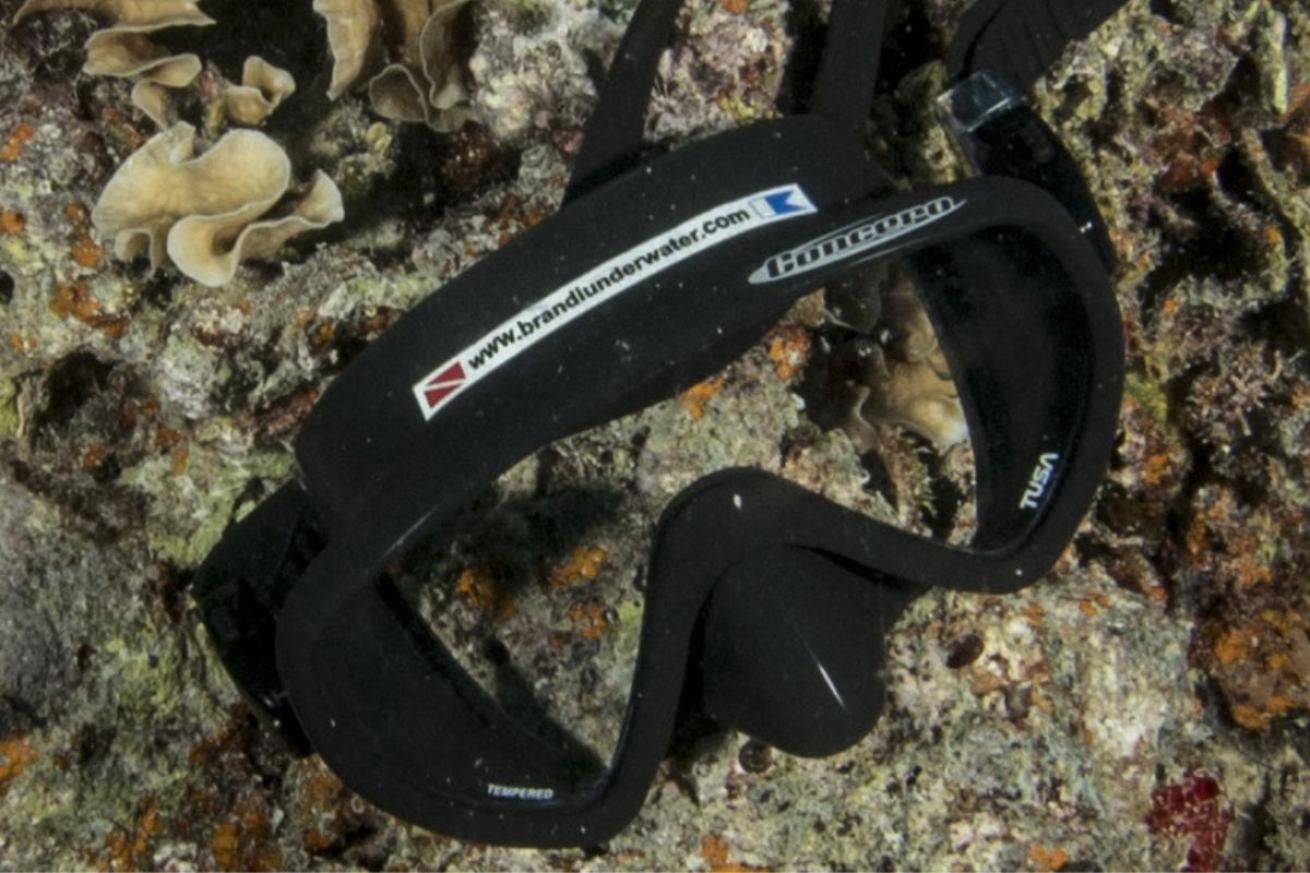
[[695, 546, 916, 758]]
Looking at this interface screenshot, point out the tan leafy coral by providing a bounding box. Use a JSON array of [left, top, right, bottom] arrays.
[[83, 30, 203, 126], [12, 0, 213, 127], [82, 29, 189, 76], [847, 345, 966, 450], [313, 0, 380, 100], [315, 0, 473, 131], [413, 0, 473, 130], [12, 0, 211, 28], [138, 70, 200, 127], [225, 56, 297, 127], [368, 64, 429, 123], [91, 123, 343, 287], [843, 278, 967, 450], [170, 171, 343, 287]]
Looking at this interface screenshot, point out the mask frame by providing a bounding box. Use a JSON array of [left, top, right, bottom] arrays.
[[196, 0, 1128, 848]]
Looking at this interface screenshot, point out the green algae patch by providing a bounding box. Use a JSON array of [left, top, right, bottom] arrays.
[[3, 235, 30, 266], [123, 446, 294, 566], [0, 377, 18, 439], [1123, 372, 1170, 428]]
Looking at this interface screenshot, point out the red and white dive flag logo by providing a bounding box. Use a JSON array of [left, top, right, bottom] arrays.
[[417, 361, 466, 412]]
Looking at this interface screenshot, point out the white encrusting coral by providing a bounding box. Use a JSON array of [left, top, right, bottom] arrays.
[[468, 0, 619, 143]]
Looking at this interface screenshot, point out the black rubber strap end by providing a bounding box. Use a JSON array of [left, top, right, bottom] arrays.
[[948, 0, 1130, 92]]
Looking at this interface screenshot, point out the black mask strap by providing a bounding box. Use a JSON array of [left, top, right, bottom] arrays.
[[562, 0, 683, 201], [565, 0, 888, 202], [806, 0, 887, 141], [947, 0, 1130, 93], [939, 0, 1131, 268]]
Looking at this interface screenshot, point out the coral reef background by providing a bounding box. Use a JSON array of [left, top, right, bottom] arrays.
[[1, 0, 1308, 869]]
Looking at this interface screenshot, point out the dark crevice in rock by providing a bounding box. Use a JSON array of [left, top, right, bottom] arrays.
[[1244, 292, 1310, 361], [318, 124, 520, 254], [1147, 0, 1186, 24], [0, 693, 44, 736], [918, 439, 964, 540], [70, 722, 117, 771], [1137, 204, 1256, 330], [1153, 418, 1215, 611], [7, 10, 92, 83], [944, 632, 984, 669], [33, 350, 114, 436], [150, 0, 328, 103], [859, 449, 899, 510]]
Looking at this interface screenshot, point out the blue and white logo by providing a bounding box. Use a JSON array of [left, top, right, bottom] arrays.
[[749, 185, 818, 219]]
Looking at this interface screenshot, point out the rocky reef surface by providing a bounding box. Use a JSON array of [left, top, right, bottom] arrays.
[[1, 0, 1308, 869]]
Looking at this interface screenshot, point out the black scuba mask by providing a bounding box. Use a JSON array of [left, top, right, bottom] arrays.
[[196, 0, 1129, 848]]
